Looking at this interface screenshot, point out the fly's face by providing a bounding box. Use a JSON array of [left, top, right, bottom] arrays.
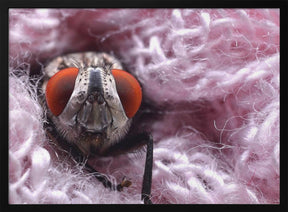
[[42, 52, 153, 204], [42, 52, 142, 155]]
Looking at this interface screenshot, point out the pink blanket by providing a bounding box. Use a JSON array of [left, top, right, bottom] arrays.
[[9, 9, 279, 204]]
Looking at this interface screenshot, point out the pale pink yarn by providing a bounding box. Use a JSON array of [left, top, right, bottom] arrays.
[[9, 9, 279, 204]]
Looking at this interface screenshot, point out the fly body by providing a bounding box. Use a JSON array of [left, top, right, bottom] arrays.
[[41, 52, 153, 204]]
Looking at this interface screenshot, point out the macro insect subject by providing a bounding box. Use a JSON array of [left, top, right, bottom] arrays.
[[40, 52, 153, 204]]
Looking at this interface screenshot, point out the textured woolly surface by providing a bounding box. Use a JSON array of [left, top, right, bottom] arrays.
[[9, 9, 279, 204]]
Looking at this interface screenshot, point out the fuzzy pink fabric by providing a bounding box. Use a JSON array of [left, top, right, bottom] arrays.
[[9, 9, 279, 204]]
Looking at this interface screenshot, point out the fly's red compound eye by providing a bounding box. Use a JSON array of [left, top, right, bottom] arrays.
[[46, 67, 79, 116], [112, 69, 142, 118]]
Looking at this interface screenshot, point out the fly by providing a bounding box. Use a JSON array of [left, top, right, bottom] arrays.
[[40, 52, 153, 204]]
